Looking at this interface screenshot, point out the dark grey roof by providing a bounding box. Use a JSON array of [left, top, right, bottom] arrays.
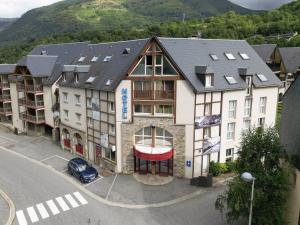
[[60, 38, 150, 91], [0, 64, 16, 74], [17, 42, 89, 85], [251, 44, 277, 62], [278, 47, 300, 74], [158, 38, 282, 92], [18, 55, 57, 77]]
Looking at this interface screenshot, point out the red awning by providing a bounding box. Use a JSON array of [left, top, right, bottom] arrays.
[[134, 145, 173, 161]]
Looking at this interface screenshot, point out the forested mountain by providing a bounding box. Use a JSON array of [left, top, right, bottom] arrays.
[[0, 18, 17, 32], [0, 0, 252, 44]]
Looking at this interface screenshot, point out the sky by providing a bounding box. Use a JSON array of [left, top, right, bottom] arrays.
[[0, 0, 296, 18]]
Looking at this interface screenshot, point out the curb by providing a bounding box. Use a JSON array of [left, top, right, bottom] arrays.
[[0, 188, 15, 225], [0, 146, 222, 209]]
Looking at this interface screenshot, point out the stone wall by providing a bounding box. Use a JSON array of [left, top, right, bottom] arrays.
[[121, 117, 186, 177]]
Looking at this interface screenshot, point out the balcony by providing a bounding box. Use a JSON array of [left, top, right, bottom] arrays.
[[133, 90, 174, 100], [18, 98, 44, 108], [0, 95, 11, 102], [16, 84, 43, 94], [19, 113, 45, 124], [16, 84, 25, 92], [0, 83, 10, 89], [133, 90, 152, 100], [0, 107, 12, 115], [155, 90, 174, 99]]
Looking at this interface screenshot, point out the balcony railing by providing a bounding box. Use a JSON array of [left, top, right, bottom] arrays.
[[155, 90, 174, 99], [16, 84, 43, 93], [133, 90, 152, 100], [0, 95, 11, 102], [19, 113, 45, 124], [16, 84, 24, 91], [18, 98, 44, 108], [0, 107, 12, 115], [133, 90, 174, 100], [0, 83, 10, 89]]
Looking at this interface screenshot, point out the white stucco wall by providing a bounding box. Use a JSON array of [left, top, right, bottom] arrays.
[[10, 83, 24, 133], [115, 80, 132, 173], [44, 86, 54, 128]]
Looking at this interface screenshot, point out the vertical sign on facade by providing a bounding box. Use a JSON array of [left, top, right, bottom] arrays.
[[122, 88, 128, 120]]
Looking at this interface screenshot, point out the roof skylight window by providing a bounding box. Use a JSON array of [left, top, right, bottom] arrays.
[[209, 54, 219, 61], [257, 74, 268, 82], [225, 76, 238, 84], [239, 53, 250, 60], [78, 56, 86, 62], [105, 79, 113, 86], [225, 53, 236, 60], [86, 76, 96, 83], [103, 56, 112, 62], [91, 56, 98, 62]]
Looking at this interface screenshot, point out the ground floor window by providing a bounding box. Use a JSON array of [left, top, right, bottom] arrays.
[[102, 147, 116, 162], [226, 148, 234, 161]]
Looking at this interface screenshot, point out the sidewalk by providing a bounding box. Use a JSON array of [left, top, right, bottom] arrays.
[[0, 129, 227, 206], [0, 195, 9, 225]]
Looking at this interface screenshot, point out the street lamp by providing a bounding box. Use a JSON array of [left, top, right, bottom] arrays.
[[241, 172, 255, 225]]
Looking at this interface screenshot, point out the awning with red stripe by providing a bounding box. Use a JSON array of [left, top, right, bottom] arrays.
[[134, 145, 173, 161]]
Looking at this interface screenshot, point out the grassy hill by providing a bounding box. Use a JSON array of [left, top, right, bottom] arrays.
[[0, 18, 17, 32], [0, 0, 252, 44]]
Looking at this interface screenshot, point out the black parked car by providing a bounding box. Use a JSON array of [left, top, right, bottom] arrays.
[[68, 158, 98, 183]]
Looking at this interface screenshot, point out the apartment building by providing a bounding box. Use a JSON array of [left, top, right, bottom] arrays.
[[0, 64, 15, 123], [8, 42, 88, 136], [58, 37, 281, 178]]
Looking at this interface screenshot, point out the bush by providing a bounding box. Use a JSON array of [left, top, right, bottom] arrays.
[[209, 161, 237, 176], [226, 161, 237, 173], [209, 161, 221, 176], [219, 163, 228, 174]]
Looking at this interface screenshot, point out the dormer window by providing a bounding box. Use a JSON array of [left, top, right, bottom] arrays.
[[91, 57, 98, 62], [225, 53, 236, 60], [62, 73, 66, 82], [103, 56, 112, 62], [205, 74, 213, 87], [105, 79, 113, 86], [75, 73, 79, 83]]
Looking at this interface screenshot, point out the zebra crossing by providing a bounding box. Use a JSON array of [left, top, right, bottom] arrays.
[[16, 191, 88, 225]]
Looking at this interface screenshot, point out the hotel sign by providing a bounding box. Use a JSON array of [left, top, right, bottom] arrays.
[[122, 88, 128, 120]]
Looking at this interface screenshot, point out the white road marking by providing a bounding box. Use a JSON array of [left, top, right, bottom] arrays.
[[56, 197, 70, 211], [0, 135, 18, 143], [36, 203, 50, 219], [46, 200, 60, 215], [16, 210, 28, 225], [27, 206, 39, 223], [84, 176, 103, 187], [106, 174, 118, 200], [40, 155, 56, 162], [73, 192, 88, 205], [65, 194, 79, 208], [55, 155, 69, 162]]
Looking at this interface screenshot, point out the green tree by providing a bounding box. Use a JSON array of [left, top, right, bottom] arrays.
[[215, 127, 292, 225]]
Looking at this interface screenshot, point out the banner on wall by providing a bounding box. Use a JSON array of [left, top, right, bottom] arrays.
[[203, 136, 220, 155], [195, 114, 221, 129]]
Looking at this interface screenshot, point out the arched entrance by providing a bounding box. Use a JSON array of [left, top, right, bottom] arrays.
[[74, 133, 83, 155], [133, 126, 173, 176], [62, 128, 71, 149]]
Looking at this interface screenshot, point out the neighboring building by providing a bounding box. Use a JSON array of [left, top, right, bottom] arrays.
[[0, 64, 15, 123], [59, 37, 281, 178], [8, 42, 88, 136], [280, 76, 300, 225]]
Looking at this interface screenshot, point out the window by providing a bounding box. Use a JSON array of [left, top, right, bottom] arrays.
[[205, 74, 213, 87], [76, 113, 81, 122], [155, 80, 174, 99], [86, 76, 96, 83], [109, 124, 115, 135], [91, 56, 98, 62], [225, 76, 237, 85], [155, 127, 173, 147], [105, 79, 113, 86], [226, 148, 234, 161], [244, 98, 252, 117], [135, 127, 152, 146], [204, 103, 212, 116], [87, 98, 92, 108], [64, 109, 69, 119], [228, 100, 237, 119], [88, 117, 93, 126], [146, 55, 153, 75], [258, 117, 265, 127], [63, 92, 68, 103], [155, 105, 173, 115], [134, 104, 151, 114], [204, 127, 211, 138], [246, 76, 252, 95], [209, 54, 219, 61], [63, 73, 66, 82], [134, 81, 151, 99], [75, 73, 79, 83], [102, 147, 115, 162], [225, 53, 236, 60], [239, 53, 250, 60], [227, 123, 235, 140], [259, 97, 267, 114], [243, 119, 251, 130], [75, 94, 80, 105], [257, 74, 268, 82], [103, 56, 112, 62], [109, 102, 115, 112], [78, 56, 85, 62], [135, 127, 173, 147]]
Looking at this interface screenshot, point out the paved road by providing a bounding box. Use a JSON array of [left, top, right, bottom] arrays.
[[0, 132, 228, 225]]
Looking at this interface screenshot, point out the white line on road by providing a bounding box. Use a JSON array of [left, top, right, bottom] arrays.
[[40, 155, 57, 162], [55, 155, 69, 162], [106, 174, 118, 200], [73, 192, 88, 205], [65, 194, 79, 208], [16, 210, 28, 225], [55, 197, 70, 211], [36, 203, 49, 219], [84, 176, 103, 187], [27, 206, 39, 223], [46, 200, 60, 215], [0, 135, 18, 143]]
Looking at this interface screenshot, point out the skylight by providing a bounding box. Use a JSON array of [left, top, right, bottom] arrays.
[[225, 76, 238, 84], [209, 54, 219, 61], [257, 74, 268, 82], [86, 76, 96, 83], [91, 56, 98, 62], [105, 79, 113, 86], [239, 53, 250, 60], [78, 56, 86, 62], [103, 56, 112, 62], [225, 53, 236, 60], [122, 48, 131, 54]]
